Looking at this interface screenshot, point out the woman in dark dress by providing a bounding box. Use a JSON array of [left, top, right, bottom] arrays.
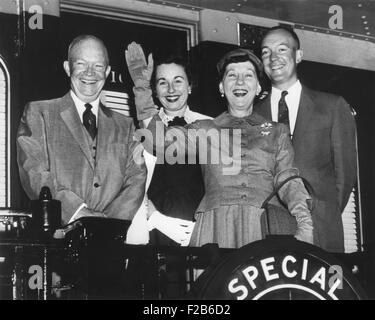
[[126, 43, 211, 247], [146, 56, 212, 246]]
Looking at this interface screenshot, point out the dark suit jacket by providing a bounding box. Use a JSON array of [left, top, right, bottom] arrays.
[[255, 85, 357, 252], [17, 92, 147, 225]]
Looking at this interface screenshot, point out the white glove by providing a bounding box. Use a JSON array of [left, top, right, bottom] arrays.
[[147, 211, 195, 246], [295, 227, 314, 245], [126, 199, 150, 245], [294, 204, 314, 245], [125, 41, 153, 88]]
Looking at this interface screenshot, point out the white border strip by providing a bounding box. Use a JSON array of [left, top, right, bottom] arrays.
[[0, 57, 11, 207]]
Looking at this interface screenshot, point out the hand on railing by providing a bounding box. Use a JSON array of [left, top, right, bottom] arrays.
[[148, 211, 195, 246]]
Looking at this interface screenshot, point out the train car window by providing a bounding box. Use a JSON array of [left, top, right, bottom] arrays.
[[59, 4, 195, 118]]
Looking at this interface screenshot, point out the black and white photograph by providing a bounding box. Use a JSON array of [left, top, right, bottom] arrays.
[[0, 0, 374, 303]]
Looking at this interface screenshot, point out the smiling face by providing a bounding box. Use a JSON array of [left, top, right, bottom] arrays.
[[219, 61, 261, 117], [261, 29, 303, 90], [155, 63, 191, 116], [63, 38, 111, 103]]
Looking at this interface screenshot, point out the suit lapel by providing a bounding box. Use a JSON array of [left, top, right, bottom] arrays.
[[255, 87, 316, 156], [59, 93, 95, 169], [293, 86, 315, 152], [96, 103, 114, 167], [255, 95, 272, 120]]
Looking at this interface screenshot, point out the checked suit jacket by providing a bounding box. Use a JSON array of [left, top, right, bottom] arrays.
[[17, 92, 147, 225]]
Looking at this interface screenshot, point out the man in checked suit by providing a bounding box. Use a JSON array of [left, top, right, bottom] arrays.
[[255, 26, 357, 252], [17, 35, 146, 225]]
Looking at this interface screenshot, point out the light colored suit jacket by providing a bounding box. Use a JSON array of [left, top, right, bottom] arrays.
[[255, 85, 357, 252], [17, 92, 147, 225]]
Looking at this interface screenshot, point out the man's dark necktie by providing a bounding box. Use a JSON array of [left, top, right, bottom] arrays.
[[83, 103, 97, 140], [167, 116, 187, 127], [278, 90, 290, 131]]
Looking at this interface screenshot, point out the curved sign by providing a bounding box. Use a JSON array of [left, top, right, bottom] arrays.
[[190, 236, 367, 300]]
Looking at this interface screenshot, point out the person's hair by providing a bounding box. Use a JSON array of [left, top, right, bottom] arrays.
[[151, 55, 192, 91], [218, 55, 261, 82], [67, 34, 109, 65], [263, 25, 301, 49], [216, 47, 263, 84]]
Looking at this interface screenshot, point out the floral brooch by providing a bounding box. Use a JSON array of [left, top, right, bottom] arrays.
[[260, 122, 273, 136]]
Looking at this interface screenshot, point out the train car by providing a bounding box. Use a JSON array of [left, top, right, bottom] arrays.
[[0, 0, 374, 300]]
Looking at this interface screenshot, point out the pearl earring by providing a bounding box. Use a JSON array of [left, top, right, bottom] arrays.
[[220, 92, 224, 98]]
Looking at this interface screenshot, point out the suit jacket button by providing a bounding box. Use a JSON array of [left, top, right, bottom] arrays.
[[94, 183, 100, 188]]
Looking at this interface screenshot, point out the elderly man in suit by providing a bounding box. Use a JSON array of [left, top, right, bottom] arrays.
[[255, 26, 357, 252], [17, 34, 146, 225]]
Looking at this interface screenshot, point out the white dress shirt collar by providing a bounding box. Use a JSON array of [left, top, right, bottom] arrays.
[[270, 80, 302, 135], [70, 90, 100, 125], [159, 106, 195, 125]]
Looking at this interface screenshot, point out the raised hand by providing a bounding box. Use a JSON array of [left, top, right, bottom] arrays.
[[125, 41, 154, 88]]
